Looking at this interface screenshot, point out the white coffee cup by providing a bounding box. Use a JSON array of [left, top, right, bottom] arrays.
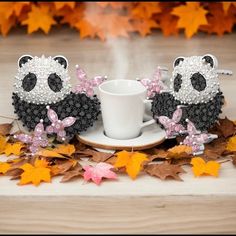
[[98, 79, 156, 140]]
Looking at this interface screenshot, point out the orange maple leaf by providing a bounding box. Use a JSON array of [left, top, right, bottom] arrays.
[[60, 6, 84, 27], [0, 162, 11, 174], [131, 2, 161, 19], [22, 4, 57, 34], [191, 157, 220, 177], [226, 135, 236, 152], [0, 135, 7, 153], [13, 2, 31, 16], [132, 18, 158, 36], [172, 2, 208, 38], [3, 142, 24, 156], [200, 3, 235, 36], [19, 159, 51, 186], [222, 2, 236, 13], [54, 2, 76, 10], [114, 150, 148, 179], [53, 144, 76, 156], [168, 145, 193, 155]]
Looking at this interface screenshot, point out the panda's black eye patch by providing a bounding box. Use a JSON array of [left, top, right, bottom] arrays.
[[22, 73, 37, 92], [48, 73, 63, 92], [174, 73, 182, 92], [190, 72, 206, 92]]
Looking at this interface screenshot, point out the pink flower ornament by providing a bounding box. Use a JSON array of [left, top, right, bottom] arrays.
[[73, 65, 106, 97], [181, 119, 218, 155], [14, 120, 48, 155], [157, 106, 186, 139], [46, 106, 76, 141]]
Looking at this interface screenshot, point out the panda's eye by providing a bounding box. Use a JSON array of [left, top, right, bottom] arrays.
[[48, 73, 63, 92], [190, 72, 206, 92], [22, 73, 37, 92], [173, 73, 182, 92]]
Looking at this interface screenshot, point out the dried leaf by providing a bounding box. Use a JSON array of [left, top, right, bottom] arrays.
[[4, 142, 24, 156], [0, 123, 13, 136], [53, 144, 76, 156], [54, 2, 76, 10], [0, 135, 7, 153], [226, 135, 236, 152], [36, 149, 65, 158], [167, 145, 192, 158], [132, 18, 158, 36], [60, 163, 83, 182], [145, 162, 186, 181], [131, 2, 161, 19], [83, 162, 117, 185], [232, 155, 236, 166], [217, 117, 235, 138], [51, 159, 77, 176], [191, 157, 220, 177], [0, 162, 11, 174], [114, 150, 148, 179], [22, 5, 56, 34], [19, 159, 51, 186], [172, 2, 208, 38]]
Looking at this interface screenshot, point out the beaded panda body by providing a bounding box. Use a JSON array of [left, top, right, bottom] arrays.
[[151, 54, 224, 131], [12, 55, 101, 137]]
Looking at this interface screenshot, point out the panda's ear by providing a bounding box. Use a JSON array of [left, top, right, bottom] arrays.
[[53, 55, 68, 69], [202, 54, 218, 68], [173, 57, 184, 67], [18, 55, 33, 68]]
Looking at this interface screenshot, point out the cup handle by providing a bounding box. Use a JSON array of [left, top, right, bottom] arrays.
[[141, 99, 156, 128]]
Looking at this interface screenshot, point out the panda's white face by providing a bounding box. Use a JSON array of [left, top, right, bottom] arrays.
[[14, 55, 71, 105], [170, 55, 219, 104]]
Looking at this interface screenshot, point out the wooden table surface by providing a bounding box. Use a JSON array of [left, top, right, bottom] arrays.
[[0, 29, 236, 234]]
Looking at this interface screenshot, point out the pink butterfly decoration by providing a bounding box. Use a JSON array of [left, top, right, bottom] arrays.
[[181, 119, 218, 155], [14, 120, 48, 155], [157, 106, 186, 139], [73, 65, 106, 97], [46, 106, 76, 141], [83, 162, 117, 185], [140, 66, 167, 98]]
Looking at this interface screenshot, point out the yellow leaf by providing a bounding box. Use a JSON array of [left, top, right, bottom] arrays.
[[115, 150, 148, 179], [22, 5, 56, 34], [36, 149, 65, 158], [0, 135, 7, 153], [168, 145, 192, 155], [53, 144, 76, 156], [172, 2, 208, 38], [4, 142, 24, 156], [0, 162, 11, 174], [226, 135, 236, 152], [19, 159, 51, 186], [191, 157, 220, 177]]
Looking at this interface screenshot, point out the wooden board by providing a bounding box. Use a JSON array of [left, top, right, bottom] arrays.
[[0, 28, 236, 234]]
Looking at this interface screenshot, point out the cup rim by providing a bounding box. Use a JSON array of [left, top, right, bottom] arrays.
[[99, 79, 146, 96]]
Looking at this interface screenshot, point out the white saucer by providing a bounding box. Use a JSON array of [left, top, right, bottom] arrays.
[[77, 120, 166, 151]]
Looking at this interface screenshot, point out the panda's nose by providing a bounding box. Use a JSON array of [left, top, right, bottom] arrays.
[[190, 72, 206, 92], [48, 73, 63, 92]]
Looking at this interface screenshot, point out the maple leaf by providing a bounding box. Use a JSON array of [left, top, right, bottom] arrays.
[[132, 18, 158, 36], [13, 2, 31, 16], [216, 117, 235, 138], [60, 6, 84, 27], [172, 2, 208, 38], [83, 162, 117, 185], [51, 159, 77, 176], [0, 161, 11, 174], [0, 135, 7, 153], [191, 157, 220, 177], [61, 163, 83, 182], [157, 9, 179, 36], [54, 2, 76, 10], [114, 150, 148, 179], [145, 162, 186, 181], [226, 135, 236, 152], [131, 2, 161, 19], [4, 142, 24, 156], [53, 144, 76, 156], [19, 159, 51, 186], [0, 123, 13, 136], [22, 5, 57, 34], [168, 145, 193, 158], [222, 2, 236, 13], [36, 149, 65, 158], [200, 3, 235, 36]]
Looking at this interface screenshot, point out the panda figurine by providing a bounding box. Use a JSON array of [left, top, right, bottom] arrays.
[[12, 55, 101, 137], [151, 54, 227, 131]]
